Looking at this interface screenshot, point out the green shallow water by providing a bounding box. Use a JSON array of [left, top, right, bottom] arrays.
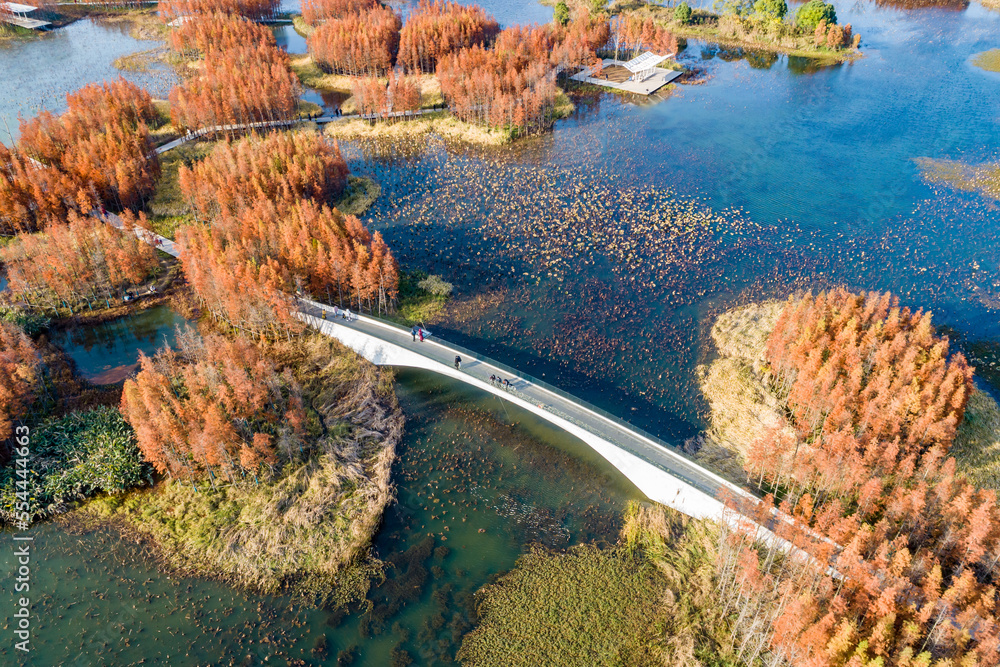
[[0, 370, 641, 665], [47, 305, 190, 385]]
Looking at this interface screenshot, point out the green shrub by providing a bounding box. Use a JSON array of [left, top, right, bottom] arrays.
[[753, 0, 787, 19], [795, 0, 836, 32], [417, 274, 454, 297], [674, 1, 693, 23], [553, 0, 570, 26], [588, 0, 608, 16], [0, 407, 150, 522], [0, 305, 50, 336]]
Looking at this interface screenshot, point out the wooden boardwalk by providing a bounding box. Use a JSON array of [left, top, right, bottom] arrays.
[[154, 108, 442, 154], [1, 15, 49, 28]]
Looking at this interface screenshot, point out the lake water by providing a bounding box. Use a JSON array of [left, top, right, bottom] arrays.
[[0, 18, 176, 145], [47, 305, 190, 384], [340, 0, 1000, 443], [0, 371, 638, 665]]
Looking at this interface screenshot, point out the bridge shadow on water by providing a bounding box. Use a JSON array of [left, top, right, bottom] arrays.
[[420, 323, 703, 450]]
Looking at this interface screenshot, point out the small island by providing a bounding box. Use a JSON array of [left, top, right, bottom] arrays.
[[610, 0, 862, 63]]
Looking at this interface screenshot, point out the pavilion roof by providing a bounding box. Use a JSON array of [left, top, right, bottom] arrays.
[[623, 51, 670, 73], [1, 2, 39, 13]]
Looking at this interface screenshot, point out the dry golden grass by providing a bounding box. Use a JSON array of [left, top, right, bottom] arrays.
[[73, 335, 403, 605], [698, 357, 788, 462], [698, 302, 789, 464], [952, 389, 1000, 490], [289, 54, 363, 93], [709, 300, 783, 364], [324, 112, 512, 146]]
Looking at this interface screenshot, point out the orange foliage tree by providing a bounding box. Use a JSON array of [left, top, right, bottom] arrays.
[[0, 212, 158, 313], [169, 20, 300, 133], [307, 6, 402, 77], [725, 289, 1000, 666], [749, 289, 973, 498], [120, 329, 306, 483], [179, 198, 399, 332], [301, 0, 377, 25], [160, 0, 279, 21], [397, 0, 500, 73], [437, 26, 558, 135], [177, 131, 349, 218], [608, 15, 678, 61], [0, 321, 42, 442], [350, 73, 422, 118], [552, 14, 610, 66], [0, 80, 159, 233], [169, 12, 275, 55]]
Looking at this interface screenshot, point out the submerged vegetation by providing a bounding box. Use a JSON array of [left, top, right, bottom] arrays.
[[459, 544, 664, 666], [915, 156, 1000, 200], [973, 49, 1000, 72]]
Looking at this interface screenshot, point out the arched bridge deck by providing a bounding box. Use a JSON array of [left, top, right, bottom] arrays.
[[296, 299, 755, 521]]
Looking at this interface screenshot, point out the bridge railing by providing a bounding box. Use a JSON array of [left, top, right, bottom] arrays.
[[298, 298, 750, 498]]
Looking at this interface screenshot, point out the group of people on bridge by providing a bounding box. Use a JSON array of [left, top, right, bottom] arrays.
[[490, 374, 515, 391], [410, 323, 430, 342]]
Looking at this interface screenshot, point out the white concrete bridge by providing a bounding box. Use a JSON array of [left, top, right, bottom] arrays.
[[99, 213, 820, 561], [295, 298, 760, 521]]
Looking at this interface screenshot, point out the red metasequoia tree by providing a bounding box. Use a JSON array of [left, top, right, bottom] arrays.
[[350, 73, 421, 118], [169, 12, 276, 55], [552, 14, 610, 66], [0, 211, 159, 313], [120, 329, 306, 483], [747, 289, 973, 500], [160, 0, 280, 21], [177, 131, 349, 218], [608, 15, 678, 62], [722, 289, 1000, 666], [397, 0, 500, 73], [0, 321, 42, 442], [301, 0, 377, 25], [0, 79, 159, 233], [437, 26, 559, 135], [307, 6, 402, 77], [178, 198, 399, 334], [169, 35, 300, 133]]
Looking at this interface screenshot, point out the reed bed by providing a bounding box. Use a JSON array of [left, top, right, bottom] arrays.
[[459, 502, 757, 666]]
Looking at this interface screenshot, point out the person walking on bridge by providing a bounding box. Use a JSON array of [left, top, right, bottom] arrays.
[[411, 325, 417, 342], [418, 328, 424, 342], [454, 356, 462, 370]]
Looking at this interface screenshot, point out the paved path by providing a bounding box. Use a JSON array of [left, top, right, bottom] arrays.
[[98, 211, 754, 519], [155, 108, 442, 154], [102, 211, 179, 257]]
